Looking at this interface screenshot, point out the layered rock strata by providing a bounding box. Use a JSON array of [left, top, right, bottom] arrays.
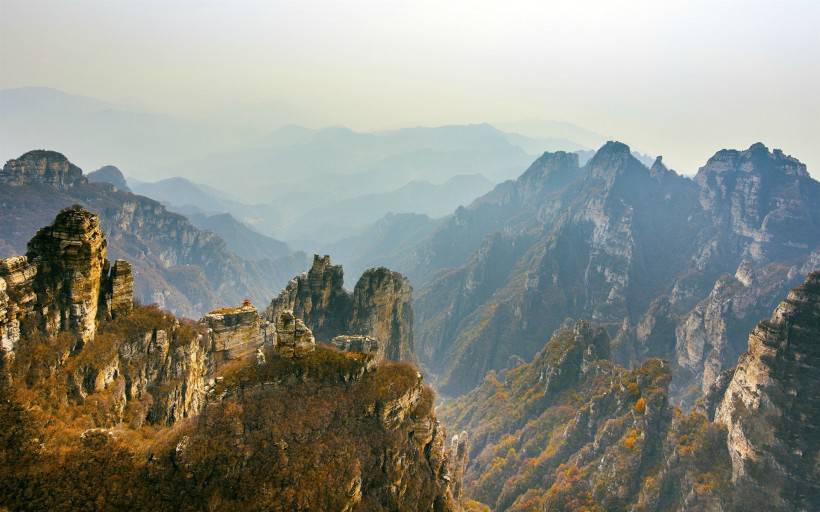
[[714, 271, 820, 510], [203, 299, 263, 359]]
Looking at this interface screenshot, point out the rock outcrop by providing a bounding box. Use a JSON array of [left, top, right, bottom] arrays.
[[331, 334, 380, 356], [268, 254, 351, 340], [268, 254, 415, 362], [350, 267, 414, 361], [273, 310, 316, 358], [203, 299, 263, 360], [26, 205, 109, 342], [100, 259, 134, 320], [714, 271, 820, 510]]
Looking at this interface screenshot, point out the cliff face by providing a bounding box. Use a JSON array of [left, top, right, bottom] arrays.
[[0, 150, 308, 318], [204, 300, 263, 360], [714, 271, 820, 510], [350, 267, 414, 361], [268, 254, 415, 362]]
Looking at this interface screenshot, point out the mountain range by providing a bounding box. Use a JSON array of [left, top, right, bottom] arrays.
[[325, 142, 820, 407], [0, 150, 307, 318]]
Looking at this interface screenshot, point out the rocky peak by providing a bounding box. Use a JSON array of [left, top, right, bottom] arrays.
[[268, 254, 351, 340], [586, 141, 640, 176], [0, 150, 86, 191], [519, 150, 580, 185], [268, 255, 415, 362], [0, 206, 135, 352], [695, 143, 819, 262], [87, 165, 131, 192], [350, 267, 414, 361], [714, 271, 820, 509], [26, 205, 109, 342], [273, 310, 316, 358]]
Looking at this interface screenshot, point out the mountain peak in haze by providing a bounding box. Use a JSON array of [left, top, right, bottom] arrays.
[[1, 149, 85, 191], [87, 165, 130, 192]]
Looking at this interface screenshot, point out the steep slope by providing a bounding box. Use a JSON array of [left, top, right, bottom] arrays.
[[0, 209, 461, 511], [0, 150, 306, 318], [714, 271, 820, 509], [409, 142, 819, 398], [440, 321, 733, 511]]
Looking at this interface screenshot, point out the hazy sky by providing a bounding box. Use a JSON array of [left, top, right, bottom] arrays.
[[1, 0, 819, 173]]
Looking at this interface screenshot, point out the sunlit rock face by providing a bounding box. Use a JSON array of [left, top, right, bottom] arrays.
[[25, 205, 108, 342], [714, 271, 820, 510], [268, 254, 415, 362], [203, 299, 263, 359]]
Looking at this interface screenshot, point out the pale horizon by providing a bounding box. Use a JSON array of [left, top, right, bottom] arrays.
[[1, 0, 819, 175]]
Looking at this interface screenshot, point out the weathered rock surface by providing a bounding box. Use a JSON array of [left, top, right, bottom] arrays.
[[0, 149, 85, 190], [203, 299, 262, 359], [26, 205, 109, 342], [273, 310, 316, 358], [268, 254, 351, 340], [714, 271, 820, 510], [351, 267, 414, 361], [0, 206, 136, 353], [100, 259, 134, 319], [268, 254, 415, 362]]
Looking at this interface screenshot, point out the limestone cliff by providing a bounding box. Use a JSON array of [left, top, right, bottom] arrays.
[[203, 299, 263, 360], [268, 254, 415, 362], [714, 271, 820, 510], [0, 149, 85, 190], [350, 267, 414, 361]]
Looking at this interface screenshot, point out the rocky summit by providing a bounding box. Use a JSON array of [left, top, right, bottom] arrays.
[[268, 254, 415, 362], [0, 208, 465, 511]]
